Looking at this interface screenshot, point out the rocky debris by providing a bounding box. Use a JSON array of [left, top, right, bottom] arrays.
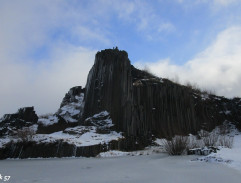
[[188, 147, 219, 156], [57, 86, 85, 122], [0, 107, 38, 136], [84, 111, 114, 134], [63, 126, 92, 135], [192, 155, 233, 163]]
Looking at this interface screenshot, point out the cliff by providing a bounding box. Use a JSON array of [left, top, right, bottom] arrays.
[[0, 48, 241, 159], [81, 48, 241, 141]]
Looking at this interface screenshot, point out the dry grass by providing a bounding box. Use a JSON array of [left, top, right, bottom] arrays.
[[16, 127, 35, 142], [202, 133, 219, 147], [162, 136, 189, 155], [218, 135, 234, 148]]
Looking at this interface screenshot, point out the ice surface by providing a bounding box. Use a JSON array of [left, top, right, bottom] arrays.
[[1, 154, 241, 183]]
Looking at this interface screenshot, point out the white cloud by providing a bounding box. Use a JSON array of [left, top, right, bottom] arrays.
[[1, 0, 239, 118], [0, 44, 95, 116], [158, 23, 176, 33], [176, 0, 239, 6], [0, 0, 99, 117], [108, 0, 175, 38], [135, 26, 241, 98], [73, 26, 110, 45], [213, 0, 238, 6]]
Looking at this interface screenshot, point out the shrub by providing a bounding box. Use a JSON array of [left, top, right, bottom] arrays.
[[218, 123, 231, 135], [16, 127, 35, 142], [197, 130, 209, 139], [202, 133, 219, 147], [218, 135, 234, 148], [188, 136, 204, 149], [162, 136, 189, 155]]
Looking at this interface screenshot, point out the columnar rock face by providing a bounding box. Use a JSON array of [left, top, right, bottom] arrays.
[[81, 48, 241, 141], [82, 49, 133, 132], [0, 48, 241, 159]]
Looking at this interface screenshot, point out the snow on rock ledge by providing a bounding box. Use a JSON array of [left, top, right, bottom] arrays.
[[34, 125, 123, 147], [38, 115, 59, 126], [57, 86, 85, 123]]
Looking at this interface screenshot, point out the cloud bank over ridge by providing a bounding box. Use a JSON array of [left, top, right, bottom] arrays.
[[135, 26, 241, 98]]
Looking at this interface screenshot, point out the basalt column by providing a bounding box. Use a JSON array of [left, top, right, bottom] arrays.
[[82, 49, 133, 132]]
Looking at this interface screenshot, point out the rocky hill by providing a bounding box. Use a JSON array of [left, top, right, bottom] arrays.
[[0, 48, 241, 159]]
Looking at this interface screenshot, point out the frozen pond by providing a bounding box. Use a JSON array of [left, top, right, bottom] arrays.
[[1, 154, 241, 183]]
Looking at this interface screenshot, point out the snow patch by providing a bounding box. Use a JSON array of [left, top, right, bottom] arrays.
[[201, 93, 209, 100], [33, 126, 123, 147], [38, 115, 58, 126], [58, 93, 84, 123], [0, 138, 12, 148]]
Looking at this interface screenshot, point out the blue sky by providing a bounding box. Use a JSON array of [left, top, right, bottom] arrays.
[[1, 0, 241, 116]]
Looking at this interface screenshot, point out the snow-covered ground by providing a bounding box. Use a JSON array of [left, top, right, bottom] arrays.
[[1, 120, 241, 183], [0, 125, 123, 148], [1, 154, 241, 183], [194, 131, 241, 172], [34, 126, 123, 146], [0, 111, 123, 148], [97, 146, 163, 158]]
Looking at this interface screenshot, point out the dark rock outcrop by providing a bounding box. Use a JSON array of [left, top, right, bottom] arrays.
[[188, 147, 219, 156], [60, 86, 85, 108], [1, 107, 38, 124], [37, 115, 76, 134], [0, 140, 113, 159], [1, 48, 241, 159], [0, 107, 38, 136], [84, 111, 114, 134], [82, 49, 133, 133], [56, 86, 85, 122], [80, 48, 241, 143]]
